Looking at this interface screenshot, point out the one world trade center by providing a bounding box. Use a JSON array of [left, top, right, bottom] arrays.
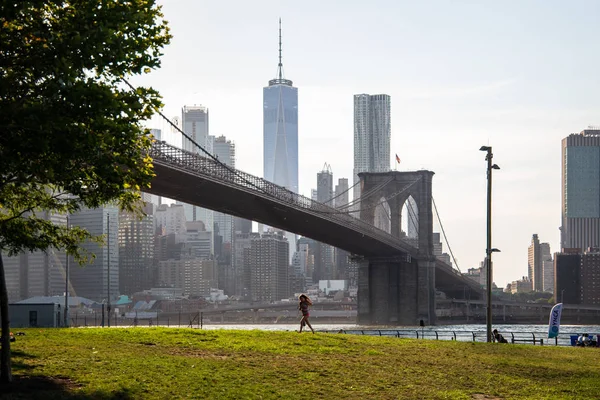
[[263, 19, 298, 258]]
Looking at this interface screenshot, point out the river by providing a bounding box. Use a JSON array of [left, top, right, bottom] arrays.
[[198, 323, 600, 346]]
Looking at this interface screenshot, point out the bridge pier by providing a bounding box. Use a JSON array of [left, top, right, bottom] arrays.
[[357, 170, 437, 326], [357, 256, 435, 326]]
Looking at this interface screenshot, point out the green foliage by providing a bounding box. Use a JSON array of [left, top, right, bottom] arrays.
[[0, 0, 171, 260], [7, 328, 600, 399], [508, 291, 554, 304]]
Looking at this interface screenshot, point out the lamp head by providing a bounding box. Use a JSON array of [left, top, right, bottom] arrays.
[[491, 248, 501, 253], [479, 146, 491, 152], [492, 164, 500, 170]]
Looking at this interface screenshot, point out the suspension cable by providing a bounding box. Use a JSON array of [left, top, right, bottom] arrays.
[[335, 177, 394, 210], [432, 196, 461, 273], [325, 180, 360, 206], [313, 177, 422, 215], [121, 77, 270, 196]]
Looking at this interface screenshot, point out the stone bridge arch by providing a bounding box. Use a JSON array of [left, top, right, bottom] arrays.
[[358, 170, 434, 256]]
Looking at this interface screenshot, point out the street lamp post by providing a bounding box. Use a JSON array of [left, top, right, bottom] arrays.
[[64, 215, 70, 327], [480, 146, 500, 343]]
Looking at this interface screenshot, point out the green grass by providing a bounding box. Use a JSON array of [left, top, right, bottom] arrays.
[[2, 328, 600, 399]]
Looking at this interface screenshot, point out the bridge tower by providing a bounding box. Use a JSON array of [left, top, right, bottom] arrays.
[[357, 170, 436, 326]]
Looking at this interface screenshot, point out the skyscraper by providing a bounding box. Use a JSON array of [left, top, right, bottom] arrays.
[[353, 94, 391, 208], [69, 206, 119, 302], [3, 212, 67, 301], [263, 20, 298, 194], [317, 164, 333, 206], [333, 178, 349, 209], [263, 19, 298, 258], [561, 128, 600, 250], [528, 234, 541, 291], [118, 203, 155, 295], [213, 135, 236, 245], [247, 232, 289, 302], [179, 105, 214, 255], [541, 243, 554, 293], [154, 203, 187, 236], [528, 234, 552, 292], [314, 165, 334, 281], [182, 105, 209, 154]]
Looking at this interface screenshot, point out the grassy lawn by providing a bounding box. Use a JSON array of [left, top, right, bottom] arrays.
[[1, 328, 600, 399]]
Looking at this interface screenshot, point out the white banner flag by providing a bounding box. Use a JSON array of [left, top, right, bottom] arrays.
[[548, 303, 563, 339]]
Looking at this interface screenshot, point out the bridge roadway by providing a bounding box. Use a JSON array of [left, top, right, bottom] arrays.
[[147, 141, 483, 298]]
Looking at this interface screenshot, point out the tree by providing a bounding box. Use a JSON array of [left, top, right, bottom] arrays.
[[0, 1, 171, 384]]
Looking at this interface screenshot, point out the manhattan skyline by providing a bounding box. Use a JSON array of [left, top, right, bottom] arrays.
[[136, 0, 600, 286]]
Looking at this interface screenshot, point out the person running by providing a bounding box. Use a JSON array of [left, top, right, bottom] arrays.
[[298, 294, 314, 333]]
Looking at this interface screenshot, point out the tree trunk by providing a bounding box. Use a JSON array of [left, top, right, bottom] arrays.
[[0, 252, 12, 384]]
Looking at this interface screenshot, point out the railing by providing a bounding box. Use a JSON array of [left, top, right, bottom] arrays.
[[322, 329, 591, 347], [150, 141, 417, 255]]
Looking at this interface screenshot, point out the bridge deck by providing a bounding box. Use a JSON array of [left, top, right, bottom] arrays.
[[148, 141, 483, 297]]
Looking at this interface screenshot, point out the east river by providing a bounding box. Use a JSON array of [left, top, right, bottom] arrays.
[[198, 323, 600, 346]]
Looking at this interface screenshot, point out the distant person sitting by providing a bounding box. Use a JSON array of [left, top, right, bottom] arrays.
[[577, 334, 589, 347], [583, 333, 591, 347], [493, 329, 508, 343]]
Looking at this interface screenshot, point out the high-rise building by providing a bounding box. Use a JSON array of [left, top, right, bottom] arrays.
[[317, 164, 333, 206], [528, 234, 553, 292], [141, 191, 161, 210], [555, 248, 600, 305], [540, 242, 554, 293], [561, 128, 600, 250], [182, 105, 209, 154], [235, 232, 261, 297], [234, 218, 252, 235], [158, 259, 216, 297], [180, 105, 214, 251], [118, 204, 155, 295], [3, 212, 68, 302], [314, 165, 334, 281], [247, 232, 289, 302], [332, 177, 351, 282], [333, 178, 349, 209], [528, 234, 542, 292], [352, 93, 391, 209], [263, 20, 298, 194], [297, 237, 316, 283], [181, 221, 213, 260], [263, 19, 298, 260], [509, 277, 533, 294], [154, 204, 187, 235], [209, 135, 236, 294], [213, 135, 236, 246], [69, 207, 119, 302]]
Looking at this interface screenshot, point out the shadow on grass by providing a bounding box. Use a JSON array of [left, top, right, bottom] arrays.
[[9, 350, 37, 373], [1, 375, 133, 400]]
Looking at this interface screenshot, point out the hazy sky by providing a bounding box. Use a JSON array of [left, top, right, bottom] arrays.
[[135, 0, 600, 287]]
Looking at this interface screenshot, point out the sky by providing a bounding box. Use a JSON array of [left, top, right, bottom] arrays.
[[134, 0, 600, 287]]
